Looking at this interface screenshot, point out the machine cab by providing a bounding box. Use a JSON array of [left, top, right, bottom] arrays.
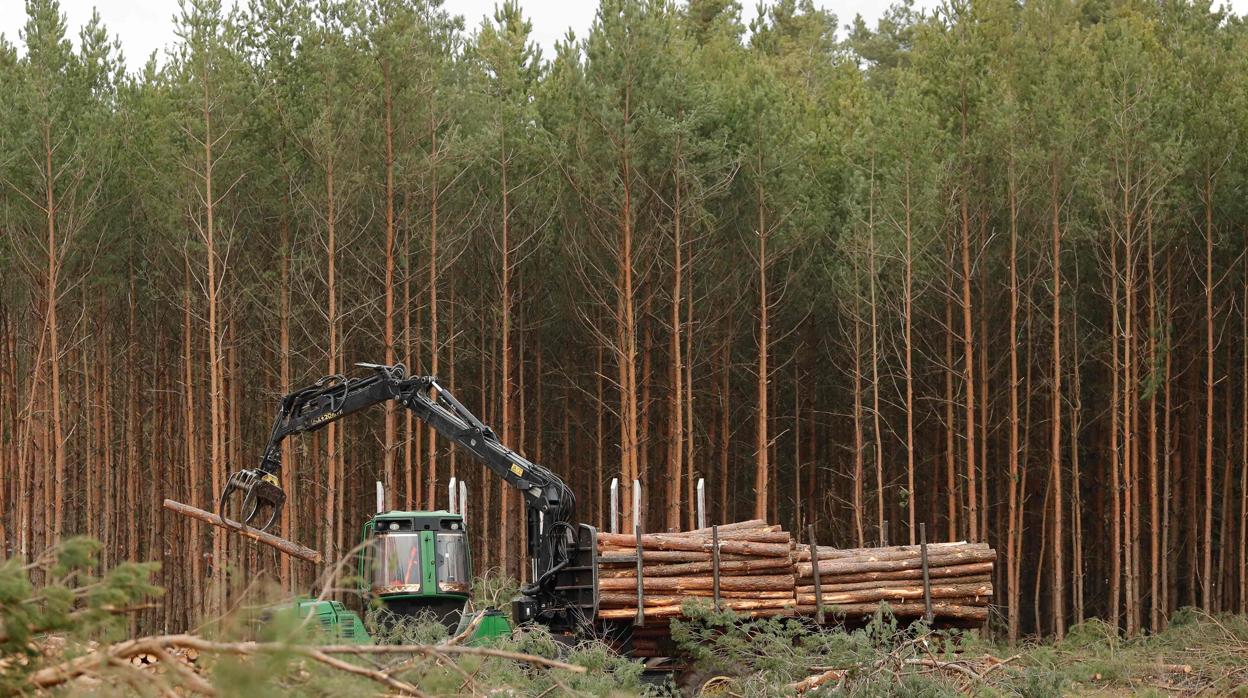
[[360, 511, 472, 629]]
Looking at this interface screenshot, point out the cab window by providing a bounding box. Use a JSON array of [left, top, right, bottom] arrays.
[[371, 533, 421, 593], [435, 532, 469, 593]]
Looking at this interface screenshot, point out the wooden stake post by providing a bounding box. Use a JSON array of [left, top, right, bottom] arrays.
[[162, 499, 322, 564], [712, 525, 721, 610], [634, 524, 645, 627], [920, 523, 933, 623], [807, 524, 824, 624]]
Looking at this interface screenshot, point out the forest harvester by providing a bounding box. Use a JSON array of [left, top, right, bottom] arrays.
[[217, 363, 600, 643], [213, 362, 996, 658]]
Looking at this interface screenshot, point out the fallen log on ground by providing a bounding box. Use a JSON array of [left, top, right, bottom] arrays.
[[162, 498, 322, 564], [29, 633, 586, 693]]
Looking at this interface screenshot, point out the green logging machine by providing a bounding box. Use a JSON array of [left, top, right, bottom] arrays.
[[219, 363, 597, 644]]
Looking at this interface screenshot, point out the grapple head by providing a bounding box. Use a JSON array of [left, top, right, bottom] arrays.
[[218, 469, 286, 532]]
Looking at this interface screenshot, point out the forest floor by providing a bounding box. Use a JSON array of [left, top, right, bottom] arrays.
[[18, 605, 1248, 697], [6, 540, 1248, 696]]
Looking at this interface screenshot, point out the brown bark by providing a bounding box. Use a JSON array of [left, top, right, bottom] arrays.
[[598, 594, 797, 608], [1109, 213, 1122, 629], [1051, 163, 1066, 640], [599, 557, 793, 578], [1242, 252, 1248, 614], [1202, 174, 1215, 611], [798, 562, 995, 587], [162, 499, 322, 564], [794, 540, 981, 561], [181, 254, 202, 610], [403, 229, 415, 510], [500, 130, 514, 569], [426, 115, 441, 512], [821, 602, 988, 621], [1147, 207, 1160, 631], [868, 161, 885, 542], [798, 574, 990, 594], [382, 63, 398, 510], [598, 591, 794, 606], [596, 344, 605, 530], [1161, 259, 1173, 621], [959, 88, 978, 543], [597, 528, 787, 545], [1069, 277, 1085, 622], [796, 548, 995, 578], [1122, 165, 1138, 636], [598, 550, 772, 564], [598, 574, 794, 593], [324, 147, 339, 563], [944, 227, 958, 541], [618, 89, 640, 532], [852, 286, 865, 547], [278, 217, 293, 589], [667, 148, 684, 532], [1007, 157, 1022, 644], [797, 582, 991, 605], [597, 602, 805, 621], [42, 124, 66, 544], [902, 158, 916, 546], [600, 538, 790, 558], [755, 155, 770, 522]]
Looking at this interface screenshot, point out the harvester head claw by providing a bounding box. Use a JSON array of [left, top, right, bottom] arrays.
[[218, 468, 285, 533]]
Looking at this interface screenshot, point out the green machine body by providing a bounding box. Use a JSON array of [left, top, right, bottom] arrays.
[[358, 510, 511, 643]]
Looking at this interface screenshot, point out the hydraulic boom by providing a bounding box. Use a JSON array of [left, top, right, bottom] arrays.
[[218, 363, 583, 606]]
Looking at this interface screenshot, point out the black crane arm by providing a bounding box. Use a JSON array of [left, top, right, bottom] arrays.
[[219, 364, 576, 596], [243, 363, 570, 520]]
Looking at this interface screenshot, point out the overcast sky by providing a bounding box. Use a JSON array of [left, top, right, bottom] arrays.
[[4, 0, 1246, 70], [0, 0, 926, 69]]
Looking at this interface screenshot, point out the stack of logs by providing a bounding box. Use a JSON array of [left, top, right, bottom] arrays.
[[595, 520, 995, 626], [595, 520, 801, 620], [794, 541, 995, 623]]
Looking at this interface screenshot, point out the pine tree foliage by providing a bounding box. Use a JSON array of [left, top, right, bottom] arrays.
[[1, 0, 1247, 639]]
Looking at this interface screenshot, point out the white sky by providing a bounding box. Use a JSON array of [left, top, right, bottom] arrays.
[[3, 0, 1245, 70], [0, 0, 932, 69]]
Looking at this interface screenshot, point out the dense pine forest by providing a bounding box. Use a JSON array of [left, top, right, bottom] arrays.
[[2, 0, 1247, 644]]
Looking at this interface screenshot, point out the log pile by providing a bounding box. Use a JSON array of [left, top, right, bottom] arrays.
[[794, 541, 995, 623], [595, 522, 995, 626], [595, 520, 802, 620]]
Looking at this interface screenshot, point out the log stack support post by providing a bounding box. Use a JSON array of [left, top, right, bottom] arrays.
[[697, 479, 706, 530], [920, 523, 932, 623], [807, 524, 824, 625], [634, 524, 645, 627], [610, 478, 619, 534], [712, 524, 721, 611]]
